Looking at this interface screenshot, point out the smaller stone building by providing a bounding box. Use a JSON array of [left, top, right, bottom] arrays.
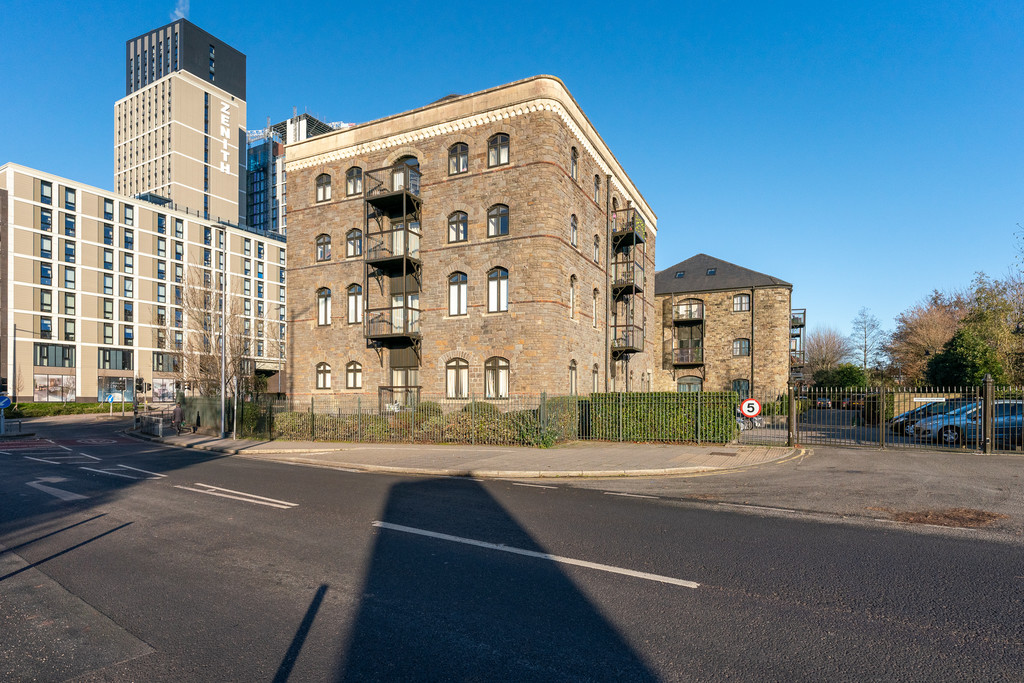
[[653, 254, 794, 397]]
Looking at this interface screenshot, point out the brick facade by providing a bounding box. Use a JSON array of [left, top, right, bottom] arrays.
[[284, 76, 657, 399]]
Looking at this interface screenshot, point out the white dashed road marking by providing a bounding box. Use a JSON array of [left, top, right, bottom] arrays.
[[604, 492, 660, 499], [174, 483, 298, 509]]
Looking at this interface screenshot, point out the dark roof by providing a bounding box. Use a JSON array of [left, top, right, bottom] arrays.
[[654, 254, 792, 295]]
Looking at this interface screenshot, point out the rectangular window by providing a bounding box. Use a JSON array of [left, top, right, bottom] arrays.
[[257, 263, 264, 279], [34, 343, 75, 368], [64, 188, 75, 211], [40, 317, 52, 339], [257, 283, 264, 299], [243, 238, 251, 256], [123, 253, 134, 274], [40, 235, 52, 259], [257, 242, 265, 259], [174, 218, 183, 238], [40, 209, 51, 231], [98, 349, 133, 371], [63, 319, 75, 342], [102, 323, 113, 345], [64, 214, 75, 237], [203, 227, 212, 246], [243, 259, 251, 275], [40, 181, 52, 205], [157, 260, 166, 280], [157, 237, 166, 257], [40, 289, 52, 312], [174, 241, 183, 261], [40, 264, 52, 286], [63, 267, 75, 289], [123, 326, 134, 346], [104, 199, 114, 220], [123, 277, 133, 298], [124, 204, 134, 226], [123, 301, 134, 322], [123, 229, 134, 250], [63, 240, 75, 263], [733, 339, 751, 356], [243, 279, 251, 296], [174, 264, 183, 283], [103, 249, 114, 270], [157, 214, 166, 234], [63, 292, 75, 315], [103, 274, 114, 296], [103, 224, 114, 245], [103, 298, 114, 320]]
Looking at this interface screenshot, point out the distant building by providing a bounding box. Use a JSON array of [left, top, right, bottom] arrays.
[[246, 113, 342, 236], [115, 19, 247, 224], [653, 254, 798, 397]]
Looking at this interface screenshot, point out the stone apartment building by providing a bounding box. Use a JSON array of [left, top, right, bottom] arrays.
[[653, 254, 795, 397], [284, 76, 657, 400]]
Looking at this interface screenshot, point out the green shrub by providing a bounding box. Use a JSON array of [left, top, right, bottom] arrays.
[[590, 392, 738, 443], [7, 402, 116, 418], [415, 401, 444, 419], [461, 401, 501, 418]]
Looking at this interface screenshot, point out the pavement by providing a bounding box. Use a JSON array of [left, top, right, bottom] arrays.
[[128, 428, 798, 478]]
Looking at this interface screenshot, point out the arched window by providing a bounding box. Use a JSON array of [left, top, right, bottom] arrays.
[[733, 294, 751, 312], [593, 235, 600, 263], [678, 377, 703, 393], [316, 288, 331, 326], [449, 272, 467, 316], [570, 214, 578, 247], [733, 338, 751, 356], [346, 362, 362, 389], [448, 143, 468, 175], [592, 288, 599, 328], [487, 267, 508, 312], [446, 358, 469, 399], [346, 167, 362, 196], [448, 211, 468, 243], [484, 356, 509, 399], [593, 175, 601, 203], [315, 174, 331, 202], [569, 275, 576, 319], [487, 133, 509, 167], [346, 229, 362, 257], [569, 360, 577, 395], [315, 362, 331, 389], [487, 204, 509, 237], [570, 147, 578, 180], [592, 364, 600, 393], [347, 284, 362, 323], [732, 379, 750, 399], [315, 234, 331, 261]]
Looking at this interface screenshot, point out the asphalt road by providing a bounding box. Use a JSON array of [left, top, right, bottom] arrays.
[[1, 417, 1022, 681]]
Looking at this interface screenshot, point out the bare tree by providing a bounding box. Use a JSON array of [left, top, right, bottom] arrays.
[[805, 326, 853, 378], [850, 307, 885, 376], [179, 268, 250, 397]]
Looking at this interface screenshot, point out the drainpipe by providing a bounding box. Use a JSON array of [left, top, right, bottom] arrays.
[[750, 287, 755, 395], [604, 174, 611, 392]]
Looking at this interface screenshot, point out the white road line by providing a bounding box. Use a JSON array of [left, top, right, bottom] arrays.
[[76, 453, 101, 461], [718, 502, 797, 513], [116, 464, 166, 478], [27, 477, 88, 501], [174, 484, 297, 509], [59, 445, 73, 451], [604, 492, 659, 499], [80, 467, 138, 480], [191, 483, 298, 506], [372, 521, 700, 589], [512, 482, 557, 489]]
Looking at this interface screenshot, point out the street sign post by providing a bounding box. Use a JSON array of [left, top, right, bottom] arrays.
[[0, 395, 10, 436]]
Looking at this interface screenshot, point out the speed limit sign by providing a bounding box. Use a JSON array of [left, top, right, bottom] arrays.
[[740, 398, 762, 417]]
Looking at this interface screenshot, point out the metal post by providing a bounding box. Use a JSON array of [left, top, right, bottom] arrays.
[[879, 385, 886, 450], [618, 391, 623, 442], [357, 396, 361, 442], [787, 379, 797, 447], [982, 373, 994, 454], [310, 396, 315, 441], [232, 375, 238, 440], [11, 323, 16, 405]]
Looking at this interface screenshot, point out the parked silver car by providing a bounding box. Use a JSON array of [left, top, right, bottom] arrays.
[[889, 398, 973, 436], [914, 400, 1022, 446]]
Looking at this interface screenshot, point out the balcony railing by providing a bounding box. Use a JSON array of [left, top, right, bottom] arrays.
[[365, 305, 421, 339], [379, 385, 422, 411], [671, 347, 704, 366], [790, 350, 806, 366], [611, 325, 644, 353], [790, 309, 806, 328], [673, 303, 704, 322], [365, 226, 421, 265], [610, 207, 647, 244], [365, 164, 421, 200], [611, 260, 645, 292]]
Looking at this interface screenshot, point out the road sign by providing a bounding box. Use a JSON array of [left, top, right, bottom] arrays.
[[740, 398, 762, 417], [106, 395, 116, 403], [0, 396, 11, 409]]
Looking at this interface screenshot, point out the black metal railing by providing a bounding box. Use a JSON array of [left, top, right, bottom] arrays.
[[365, 305, 421, 338], [611, 325, 644, 352], [611, 260, 645, 290], [379, 385, 422, 412], [671, 347, 704, 365], [791, 309, 806, 328], [365, 164, 422, 199], [364, 226, 421, 263], [610, 207, 647, 243]]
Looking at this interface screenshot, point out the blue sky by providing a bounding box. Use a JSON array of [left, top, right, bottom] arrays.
[[2, 1, 1021, 335]]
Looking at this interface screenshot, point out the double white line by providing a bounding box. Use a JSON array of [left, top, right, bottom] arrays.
[[174, 483, 298, 509]]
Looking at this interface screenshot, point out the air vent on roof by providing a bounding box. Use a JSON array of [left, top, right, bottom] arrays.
[[707, 268, 716, 275], [674, 271, 685, 278]]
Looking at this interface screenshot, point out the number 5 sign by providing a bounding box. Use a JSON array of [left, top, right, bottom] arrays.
[[740, 398, 761, 417]]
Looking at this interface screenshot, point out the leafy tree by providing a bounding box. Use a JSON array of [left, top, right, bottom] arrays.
[[813, 363, 867, 388], [925, 328, 1005, 385], [882, 292, 959, 385]]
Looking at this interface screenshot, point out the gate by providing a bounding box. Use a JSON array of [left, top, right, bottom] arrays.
[[739, 377, 1022, 454]]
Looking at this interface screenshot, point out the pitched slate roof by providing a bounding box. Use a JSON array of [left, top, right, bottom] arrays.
[[654, 254, 792, 295]]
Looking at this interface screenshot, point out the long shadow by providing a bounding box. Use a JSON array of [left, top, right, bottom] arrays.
[[337, 478, 657, 681], [274, 584, 329, 683]]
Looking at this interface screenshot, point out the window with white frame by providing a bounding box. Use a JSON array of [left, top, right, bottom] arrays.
[[316, 362, 331, 389], [448, 212, 468, 243], [317, 288, 332, 326], [487, 133, 509, 167], [733, 294, 750, 312], [347, 284, 362, 323], [449, 272, 467, 316], [346, 167, 362, 196], [446, 358, 469, 399], [316, 234, 331, 261], [315, 174, 331, 202], [346, 362, 362, 389], [487, 204, 508, 237], [346, 229, 362, 257], [487, 267, 508, 312], [570, 147, 578, 180], [448, 143, 469, 175], [570, 214, 578, 247], [569, 275, 576, 319], [484, 357, 509, 399]]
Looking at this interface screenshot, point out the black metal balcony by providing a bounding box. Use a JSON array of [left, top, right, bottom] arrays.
[[364, 164, 422, 217], [790, 350, 806, 366], [611, 260, 645, 294], [610, 207, 647, 246], [790, 308, 806, 329], [671, 346, 704, 366], [611, 325, 644, 354], [364, 225, 421, 270], [673, 303, 704, 323], [365, 305, 421, 341]]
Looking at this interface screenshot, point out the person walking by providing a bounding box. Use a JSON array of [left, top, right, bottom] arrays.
[[171, 401, 183, 433]]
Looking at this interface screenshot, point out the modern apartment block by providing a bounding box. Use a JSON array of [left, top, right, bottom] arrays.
[[284, 76, 657, 400], [0, 164, 286, 403], [115, 19, 247, 224], [653, 254, 795, 397], [246, 112, 342, 236]]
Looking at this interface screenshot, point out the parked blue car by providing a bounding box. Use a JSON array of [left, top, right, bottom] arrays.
[[914, 400, 1022, 446]]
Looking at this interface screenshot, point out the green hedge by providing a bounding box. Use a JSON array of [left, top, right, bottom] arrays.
[[589, 392, 738, 443], [861, 393, 895, 425], [6, 402, 120, 418]]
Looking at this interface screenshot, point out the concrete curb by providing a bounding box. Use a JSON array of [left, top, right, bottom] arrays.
[[125, 429, 795, 479]]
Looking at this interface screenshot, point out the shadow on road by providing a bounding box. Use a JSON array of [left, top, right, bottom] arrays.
[[335, 478, 657, 681]]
